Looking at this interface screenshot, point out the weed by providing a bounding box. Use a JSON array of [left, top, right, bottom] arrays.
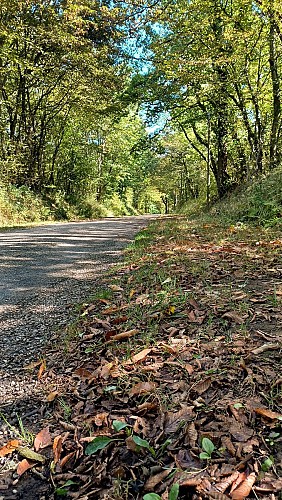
[[0, 413, 34, 445], [58, 398, 72, 421]]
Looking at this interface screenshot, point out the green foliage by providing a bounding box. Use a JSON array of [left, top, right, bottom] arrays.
[[208, 167, 282, 227], [143, 483, 179, 500], [85, 436, 113, 455], [112, 420, 130, 432], [132, 435, 156, 456], [143, 494, 161, 500], [200, 437, 215, 460]]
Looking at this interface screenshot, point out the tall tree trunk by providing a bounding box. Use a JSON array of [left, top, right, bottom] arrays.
[[269, 13, 281, 169]]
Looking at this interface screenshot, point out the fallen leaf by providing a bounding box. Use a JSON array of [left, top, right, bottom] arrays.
[[215, 472, 240, 493], [129, 381, 156, 396], [53, 435, 63, 464], [230, 472, 247, 493], [17, 447, 45, 463], [252, 343, 280, 355], [60, 451, 75, 468], [144, 468, 172, 490], [17, 459, 35, 476], [0, 439, 19, 457], [230, 472, 256, 499], [109, 284, 124, 292], [222, 311, 245, 324], [38, 360, 46, 379], [74, 367, 94, 380], [23, 360, 42, 370], [165, 407, 194, 433], [107, 329, 139, 341], [193, 377, 212, 394], [94, 412, 109, 427], [124, 348, 152, 365], [254, 408, 282, 420], [34, 427, 52, 451], [47, 391, 59, 402]]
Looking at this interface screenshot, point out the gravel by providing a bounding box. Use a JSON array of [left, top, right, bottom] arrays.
[[0, 216, 155, 409]]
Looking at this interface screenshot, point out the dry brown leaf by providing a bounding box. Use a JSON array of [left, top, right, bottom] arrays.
[[23, 360, 42, 370], [215, 472, 240, 493], [193, 377, 212, 394], [129, 381, 156, 396], [53, 435, 63, 465], [34, 427, 52, 451], [184, 363, 194, 375], [17, 459, 35, 476], [94, 412, 109, 427], [74, 367, 93, 380], [222, 311, 245, 324], [109, 284, 124, 292], [230, 472, 256, 499], [60, 451, 75, 468], [254, 408, 282, 420], [252, 343, 280, 355], [208, 493, 230, 499], [125, 348, 152, 365], [185, 422, 198, 447], [107, 329, 138, 342], [0, 439, 19, 457], [144, 468, 172, 491], [47, 391, 59, 402], [165, 407, 194, 433], [38, 360, 46, 379], [137, 402, 158, 413], [102, 304, 128, 315], [125, 435, 138, 452]]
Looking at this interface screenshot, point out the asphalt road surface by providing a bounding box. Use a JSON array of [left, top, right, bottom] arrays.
[[0, 216, 155, 403]]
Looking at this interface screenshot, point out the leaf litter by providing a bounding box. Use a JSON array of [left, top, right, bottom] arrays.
[[0, 218, 281, 499]]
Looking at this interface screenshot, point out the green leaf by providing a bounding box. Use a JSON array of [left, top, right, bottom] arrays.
[[143, 494, 162, 500], [261, 457, 274, 472], [199, 451, 211, 460], [55, 488, 67, 496], [233, 403, 243, 409], [85, 436, 113, 455], [201, 437, 215, 455], [112, 420, 129, 432], [84, 347, 94, 353], [132, 435, 155, 455], [169, 483, 179, 500], [63, 480, 77, 487], [104, 385, 117, 392]]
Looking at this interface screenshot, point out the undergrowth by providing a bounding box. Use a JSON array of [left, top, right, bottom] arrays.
[[180, 167, 282, 228]]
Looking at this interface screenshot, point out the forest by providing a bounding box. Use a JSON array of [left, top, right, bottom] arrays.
[[1, 0, 282, 222]]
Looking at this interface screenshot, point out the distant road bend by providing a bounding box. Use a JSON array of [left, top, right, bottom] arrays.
[[0, 216, 155, 403]]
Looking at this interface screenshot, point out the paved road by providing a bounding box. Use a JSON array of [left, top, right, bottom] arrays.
[[0, 216, 154, 402]]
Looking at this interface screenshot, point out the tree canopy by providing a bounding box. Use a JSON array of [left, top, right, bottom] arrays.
[[1, 0, 282, 216]]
